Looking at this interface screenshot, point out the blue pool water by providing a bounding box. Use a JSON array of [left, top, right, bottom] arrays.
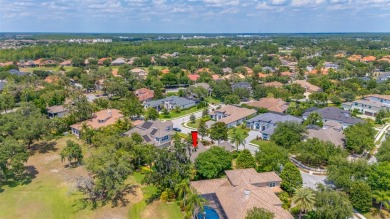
[[197, 206, 220, 219]]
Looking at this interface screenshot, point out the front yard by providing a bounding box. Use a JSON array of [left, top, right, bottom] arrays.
[[159, 106, 204, 120]]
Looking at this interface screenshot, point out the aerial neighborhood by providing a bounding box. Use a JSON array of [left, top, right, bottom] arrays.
[[0, 33, 390, 219]]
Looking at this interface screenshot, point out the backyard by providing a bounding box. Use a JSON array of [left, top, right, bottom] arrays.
[[0, 136, 183, 219]]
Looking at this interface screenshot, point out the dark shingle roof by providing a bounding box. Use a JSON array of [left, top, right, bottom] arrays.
[[303, 107, 363, 125], [9, 69, 29, 76]]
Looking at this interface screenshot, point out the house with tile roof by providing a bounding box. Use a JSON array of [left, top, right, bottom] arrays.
[[144, 96, 197, 112], [111, 57, 126, 66], [190, 168, 293, 219], [247, 98, 289, 113], [246, 113, 303, 140], [263, 81, 284, 88], [60, 60, 72, 66], [135, 88, 155, 103], [302, 107, 363, 129], [188, 73, 200, 82], [70, 109, 123, 137], [294, 80, 322, 93], [305, 123, 345, 147], [123, 120, 174, 148], [130, 68, 148, 79], [209, 105, 256, 128]]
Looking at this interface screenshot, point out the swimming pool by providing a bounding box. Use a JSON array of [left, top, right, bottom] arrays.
[[197, 206, 220, 219]]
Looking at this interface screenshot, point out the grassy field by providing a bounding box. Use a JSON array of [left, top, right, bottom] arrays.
[[20, 66, 75, 73], [0, 136, 183, 219], [205, 96, 221, 104]]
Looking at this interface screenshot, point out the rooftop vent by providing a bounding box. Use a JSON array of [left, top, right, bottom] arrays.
[[244, 189, 251, 196]]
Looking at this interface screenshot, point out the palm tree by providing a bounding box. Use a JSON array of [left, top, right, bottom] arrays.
[[184, 188, 206, 219], [292, 188, 316, 219], [230, 128, 246, 151], [372, 190, 390, 211], [175, 179, 190, 201]]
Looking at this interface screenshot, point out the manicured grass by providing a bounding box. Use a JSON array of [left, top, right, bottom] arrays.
[[185, 117, 210, 129], [159, 107, 204, 120], [250, 139, 274, 148], [205, 97, 221, 104]]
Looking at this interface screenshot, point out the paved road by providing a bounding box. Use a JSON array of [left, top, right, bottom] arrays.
[[300, 170, 327, 190], [238, 130, 260, 154], [369, 123, 390, 164], [170, 104, 222, 134]]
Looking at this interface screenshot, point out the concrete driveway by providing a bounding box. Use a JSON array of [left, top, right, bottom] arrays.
[[300, 170, 327, 190]]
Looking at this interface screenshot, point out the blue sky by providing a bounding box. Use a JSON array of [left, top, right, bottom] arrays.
[[0, 0, 390, 33]]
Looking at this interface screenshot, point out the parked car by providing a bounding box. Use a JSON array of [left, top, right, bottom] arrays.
[[173, 127, 181, 132]]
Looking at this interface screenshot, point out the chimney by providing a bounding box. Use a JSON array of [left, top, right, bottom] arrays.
[[244, 189, 251, 196]]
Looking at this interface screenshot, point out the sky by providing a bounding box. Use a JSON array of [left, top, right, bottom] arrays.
[[0, 0, 390, 33]]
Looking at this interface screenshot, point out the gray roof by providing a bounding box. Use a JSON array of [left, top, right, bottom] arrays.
[[303, 107, 363, 125], [144, 96, 196, 108], [378, 72, 390, 80], [232, 82, 251, 90], [47, 105, 68, 114], [247, 113, 303, 125], [9, 69, 29, 76], [192, 83, 210, 90], [123, 120, 173, 147], [0, 80, 7, 90]]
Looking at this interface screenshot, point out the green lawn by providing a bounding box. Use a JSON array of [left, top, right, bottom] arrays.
[[185, 117, 210, 129], [250, 139, 274, 148], [159, 107, 204, 120], [205, 97, 221, 104]]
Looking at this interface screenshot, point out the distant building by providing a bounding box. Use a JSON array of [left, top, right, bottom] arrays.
[[92, 38, 112, 43], [377, 72, 390, 82], [8, 69, 29, 76], [294, 80, 321, 93], [246, 113, 302, 140], [47, 105, 69, 119], [111, 57, 126, 66], [342, 98, 389, 117], [144, 96, 197, 111], [135, 88, 155, 103], [247, 98, 289, 113], [0, 80, 7, 92], [123, 120, 174, 148], [130, 68, 148, 79]]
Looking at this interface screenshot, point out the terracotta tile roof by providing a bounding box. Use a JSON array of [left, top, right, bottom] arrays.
[[212, 74, 220, 80], [34, 58, 43, 65], [98, 57, 111, 65], [161, 69, 170, 74], [44, 76, 59, 83], [247, 98, 289, 113], [263, 81, 283, 88], [70, 109, 123, 131], [196, 68, 211, 73], [225, 169, 281, 186], [244, 67, 253, 75], [190, 169, 293, 219], [212, 105, 256, 125], [112, 69, 119, 77], [258, 73, 267, 78], [334, 53, 346, 58], [60, 60, 72, 66], [135, 88, 155, 102], [348, 55, 362, 62], [294, 80, 321, 93], [280, 71, 292, 77], [188, 74, 200, 81], [361, 56, 376, 62]]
